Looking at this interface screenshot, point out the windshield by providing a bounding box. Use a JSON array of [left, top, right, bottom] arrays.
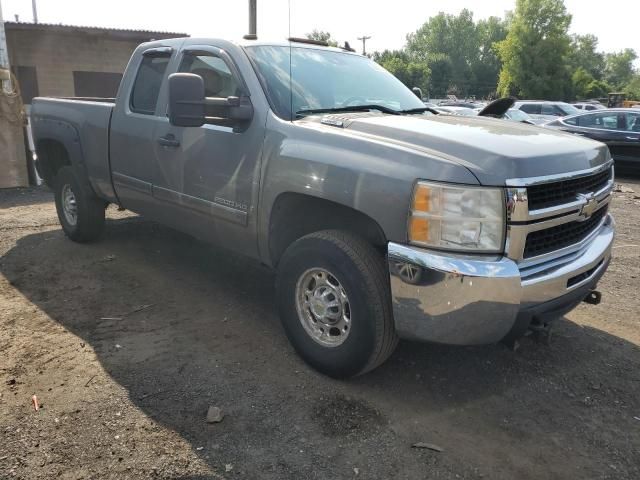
[[245, 45, 425, 120]]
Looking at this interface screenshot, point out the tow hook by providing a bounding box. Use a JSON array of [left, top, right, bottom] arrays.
[[583, 290, 602, 305]]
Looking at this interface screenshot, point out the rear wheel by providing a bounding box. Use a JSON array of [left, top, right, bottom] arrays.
[[54, 166, 105, 242], [277, 230, 398, 378]]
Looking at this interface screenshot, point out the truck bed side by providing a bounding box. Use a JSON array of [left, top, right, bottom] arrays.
[[31, 97, 118, 203]]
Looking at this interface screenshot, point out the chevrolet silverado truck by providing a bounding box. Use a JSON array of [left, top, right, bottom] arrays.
[[31, 37, 615, 378]]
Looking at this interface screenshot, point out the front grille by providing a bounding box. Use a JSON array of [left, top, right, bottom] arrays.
[[527, 167, 612, 210], [523, 206, 608, 258]]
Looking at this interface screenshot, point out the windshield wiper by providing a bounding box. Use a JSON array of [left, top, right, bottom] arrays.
[[296, 104, 401, 117], [399, 107, 440, 115]]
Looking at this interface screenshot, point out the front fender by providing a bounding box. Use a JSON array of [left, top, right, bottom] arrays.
[[257, 113, 479, 264]]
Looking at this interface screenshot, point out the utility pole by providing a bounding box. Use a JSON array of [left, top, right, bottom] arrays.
[[357, 35, 371, 56], [244, 0, 257, 39], [0, 0, 13, 92], [32, 0, 38, 23]]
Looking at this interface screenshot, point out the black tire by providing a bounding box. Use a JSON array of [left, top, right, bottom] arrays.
[[54, 166, 105, 242], [277, 230, 398, 378]]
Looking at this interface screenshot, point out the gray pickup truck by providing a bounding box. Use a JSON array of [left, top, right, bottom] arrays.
[[31, 37, 615, 378]]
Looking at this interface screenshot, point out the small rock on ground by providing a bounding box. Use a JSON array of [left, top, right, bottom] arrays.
[[206, 406, 224, 423]]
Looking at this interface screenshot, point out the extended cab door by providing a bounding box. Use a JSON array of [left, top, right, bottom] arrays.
[[151, 45, 267, 258], [619, 111, 640, 165], [109, 46, 175, 214]]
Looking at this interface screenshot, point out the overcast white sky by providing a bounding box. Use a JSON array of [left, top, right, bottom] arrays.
[[1, 0, 638, 61]]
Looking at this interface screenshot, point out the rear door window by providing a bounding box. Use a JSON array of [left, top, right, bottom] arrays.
[[130, 54, 171, 114]]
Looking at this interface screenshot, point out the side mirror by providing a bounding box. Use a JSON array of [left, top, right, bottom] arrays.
[[168, 73, 205, 127]]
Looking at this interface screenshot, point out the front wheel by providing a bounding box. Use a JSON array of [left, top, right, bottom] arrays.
[[54, 166, 105, 242], [276, 230, 398, 378]]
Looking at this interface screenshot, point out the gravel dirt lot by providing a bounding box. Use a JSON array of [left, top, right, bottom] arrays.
[[1, 175, 639, 480]]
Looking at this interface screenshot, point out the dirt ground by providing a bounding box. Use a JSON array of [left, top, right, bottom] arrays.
[[1, 175, 639, 480]]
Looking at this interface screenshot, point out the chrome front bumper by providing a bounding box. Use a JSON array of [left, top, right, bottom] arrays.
[[388, 214, 614, 345]]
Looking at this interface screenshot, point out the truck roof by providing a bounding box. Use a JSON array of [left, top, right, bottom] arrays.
[[137, 36, 360, 55]]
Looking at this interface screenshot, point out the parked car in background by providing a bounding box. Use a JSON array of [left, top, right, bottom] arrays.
[[438, 101, 485, 109], [573, 102, 605, 111], [514, 101, 581, 122], [472, 107, 541, 125], [545, 109, 640, 170]]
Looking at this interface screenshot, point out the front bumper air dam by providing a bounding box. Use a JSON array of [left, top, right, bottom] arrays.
[[387, 215, 614, 345]]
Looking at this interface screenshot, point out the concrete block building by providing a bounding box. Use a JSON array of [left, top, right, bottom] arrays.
[[0, 22, 186, 188], [4, 22, 187, 104]]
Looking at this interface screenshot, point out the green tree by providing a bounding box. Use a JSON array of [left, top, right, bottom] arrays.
[[372, 50, 431, 94], [406, 9, 479, 96], [571, 67, 593, 99], [496, 0, 573, 100], [473, 16, 509, 97], [626, 75, 640, 100], [604, 49, 638, 90], [572, 67, 610, 99], [305, 30, 338, 47], [569, 34, 606, 80], [404, 10, 507, 97]]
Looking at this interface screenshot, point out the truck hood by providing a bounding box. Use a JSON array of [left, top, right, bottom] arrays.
[[302, 113, 610, 185]]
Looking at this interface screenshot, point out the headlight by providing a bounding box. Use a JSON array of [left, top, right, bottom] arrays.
[[408, 181, 505, 252]]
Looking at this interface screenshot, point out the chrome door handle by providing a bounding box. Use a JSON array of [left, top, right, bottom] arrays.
[[626, 136, 638, 140], [157, 134, 180, 147]]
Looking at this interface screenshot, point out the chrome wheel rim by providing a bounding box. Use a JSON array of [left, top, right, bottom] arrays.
[[61, 184, 78, 226], [295, 268, 351, 347]]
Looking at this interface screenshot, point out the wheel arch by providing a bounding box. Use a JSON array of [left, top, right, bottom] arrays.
[[267, 192, 388, 267], [34, 119, 86, 187]]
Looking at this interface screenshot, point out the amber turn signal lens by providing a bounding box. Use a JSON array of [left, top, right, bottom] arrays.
[[409, 216, 429, 242], [413, 184, 431, 212]]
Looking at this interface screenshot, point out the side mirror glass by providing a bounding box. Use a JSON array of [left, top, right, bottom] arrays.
[[168, 73, 205, 127]]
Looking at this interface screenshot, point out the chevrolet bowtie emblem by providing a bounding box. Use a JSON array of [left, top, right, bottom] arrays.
[[577, 194, 598, 220]]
